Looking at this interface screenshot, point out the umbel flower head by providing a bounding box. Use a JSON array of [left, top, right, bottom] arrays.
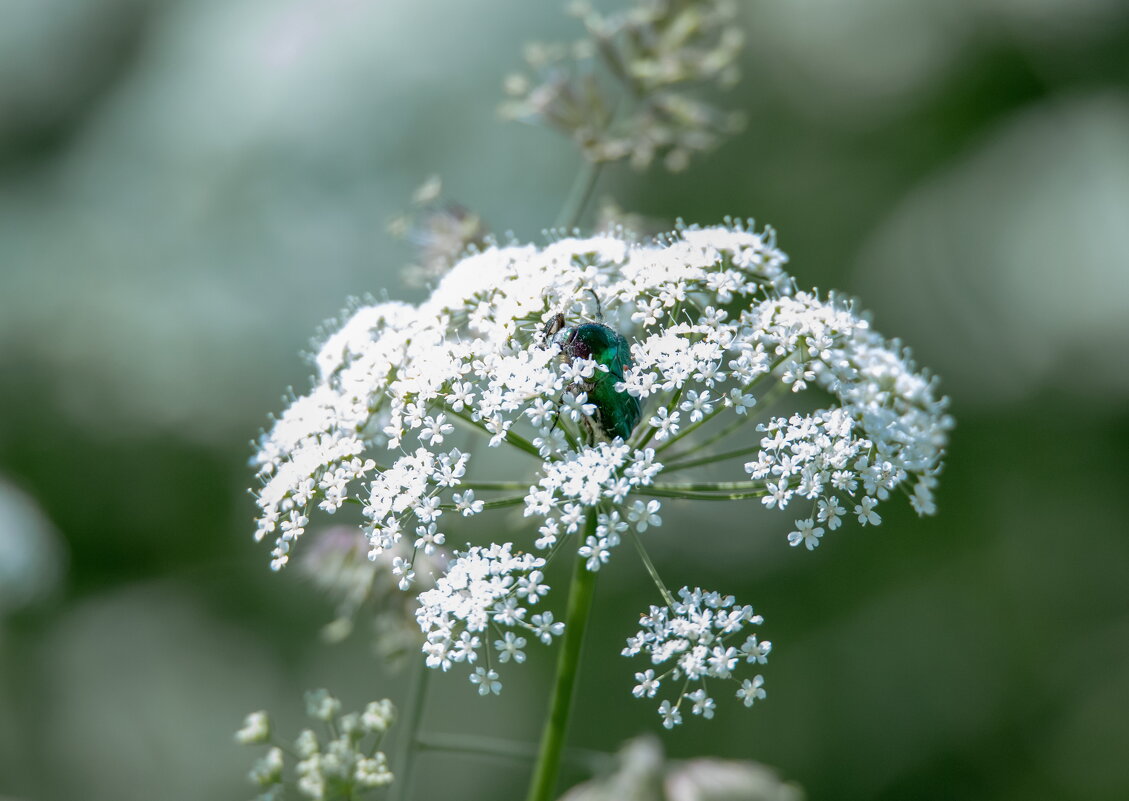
[[237, 690, 396, 800], [251, 220, 952, 724]]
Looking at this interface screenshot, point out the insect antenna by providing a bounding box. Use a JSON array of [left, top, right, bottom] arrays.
[[585, 288, 604, 322]]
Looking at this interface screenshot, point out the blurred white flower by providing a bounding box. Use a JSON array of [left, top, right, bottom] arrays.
[[859, 92, 1129, 405], [239, 690, 396, 798], [0, 478, 65, 613], [558, 735, 803, 801]]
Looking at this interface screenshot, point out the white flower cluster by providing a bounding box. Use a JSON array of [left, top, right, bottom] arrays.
[[415, 543, 561, 692], [526, 442, 663, 556], [739, 292, 950, 550], [624, 587, 770, 728], [250, 220, 950, 708], [251, 223, 794, 570], [238, 692, 396, 801]]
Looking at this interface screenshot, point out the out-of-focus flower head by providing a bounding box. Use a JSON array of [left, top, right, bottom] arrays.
[[0, 478, 65, 613], [296, 525, 443, 662], [558, 735, 804, 800], [388, 175, 490, 289], [237, 691, 396, 800], [500, 0, 747, 171]]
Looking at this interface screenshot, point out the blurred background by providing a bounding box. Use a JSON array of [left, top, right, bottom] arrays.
[[2, 0, 1128, 798]]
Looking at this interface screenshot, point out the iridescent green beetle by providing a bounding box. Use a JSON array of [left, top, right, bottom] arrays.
[[542, 303, 642, 444]]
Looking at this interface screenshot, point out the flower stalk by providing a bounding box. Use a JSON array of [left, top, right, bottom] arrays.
[[390, 660, 429, 801], [526, 509, 601, 801]]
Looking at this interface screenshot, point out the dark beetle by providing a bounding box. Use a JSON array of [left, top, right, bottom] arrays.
[[542, 311, 642, 443]]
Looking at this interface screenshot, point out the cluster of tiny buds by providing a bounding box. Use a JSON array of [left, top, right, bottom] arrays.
[[624, 587, 770, 727], [236, 690, 396, 800], [501, 0, 746, 171]]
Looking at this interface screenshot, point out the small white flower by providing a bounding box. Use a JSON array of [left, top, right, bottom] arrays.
[[470, 667, 502, 696], [762, 481, 792, 510], [736, 675, 766, 707], [494, 632, 527, 663], [235, 711, 271, 744], [453, 489, 484, 516], [304, 689, 341, 722], [725, 387, 757, 414], [525, 398, 556, 428], [534, 521, 559, 549], [354, 753, 393, 787], [413, 523, 445, 554], [648, 407, 681, 441], [448, 381, 475, 411], [295, 728, 319, 758], [561, 358, 597, 384], [391, 556, 415, 590], [679, 389, 714, 423], [787, 519, 824, 550], [578, 535, 611, 571], [361, 700, 396, 733], [248, 746, 284, 786], [561, 391, 596, 422], [516, 570, 549, 603], [740, 636, 772, 664], [779, 360, 815, 391], [559, 503, 584, 533], [633, 669, 660, 698], [658, 700, 682, 729], [419, 414, 453, 445], [413, 495, 442, 524], [910, 479, 937, 516], [687, 688, 716, 719], [855, 496, 882, 526], [530, 611, 565, 644], [626, 499, 662, 532], [817, 496, 845, 530]]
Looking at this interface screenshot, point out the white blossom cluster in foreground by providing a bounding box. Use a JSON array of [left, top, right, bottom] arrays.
[[414, 543, 561, 686], [251, 221, 951, 724], [625, 587, 771, 728]]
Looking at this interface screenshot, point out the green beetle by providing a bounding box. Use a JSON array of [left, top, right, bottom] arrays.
[[542, 308, 642, 444]]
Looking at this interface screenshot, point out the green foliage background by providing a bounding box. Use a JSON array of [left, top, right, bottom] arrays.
[[1, 1, 1128, 799]]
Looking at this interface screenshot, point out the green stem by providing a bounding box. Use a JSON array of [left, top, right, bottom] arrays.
[[390, 657, 430, 801], [459, 480, 531, 491], [419, 731, 536, 763], [525, 511, 600, 801], [655, 403, 727, 453], [417, 732, 610, 772], [662, 414, 748, 463], [445, 406, 547, 461], [633, 386, 684, 451], [651, 372, 797, 472], [439, 496, 526, 512], [558, 415, 581, 453], [633, 486, 766, 501], [654, 480, 762, 491], [662, 442, 761, 473], [628, 528, 676, 608], [555, 160, 603, 231]]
